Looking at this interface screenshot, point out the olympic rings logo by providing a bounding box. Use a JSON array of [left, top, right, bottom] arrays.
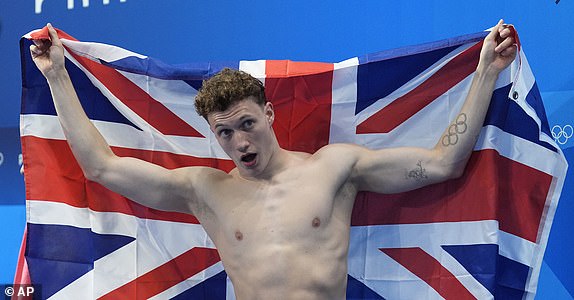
[[551, 124, 573, 145], [442, 113, 468, 147]]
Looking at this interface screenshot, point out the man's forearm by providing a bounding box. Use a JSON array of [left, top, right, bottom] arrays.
[[46, 69, 116, 179], [434, 66, 498, 174], [433, 21, 517, 178]]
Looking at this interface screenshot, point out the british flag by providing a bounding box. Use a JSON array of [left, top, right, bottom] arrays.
[[16, 26, 567, 299]]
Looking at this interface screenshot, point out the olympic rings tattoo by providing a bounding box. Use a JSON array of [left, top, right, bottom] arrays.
[[441, 113, 468, 147]]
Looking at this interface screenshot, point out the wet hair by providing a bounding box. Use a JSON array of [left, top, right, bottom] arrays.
[[194, 68, 267, 119]]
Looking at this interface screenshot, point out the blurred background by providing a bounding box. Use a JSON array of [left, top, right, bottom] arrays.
[[0, 1, 572, 298]]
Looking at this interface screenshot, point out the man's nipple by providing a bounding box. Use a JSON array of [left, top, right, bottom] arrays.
[[235, 230, 244, 241], [312, 217, 321, 228]]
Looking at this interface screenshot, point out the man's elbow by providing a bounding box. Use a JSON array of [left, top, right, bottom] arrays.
[[83, 165, 106, 182], [447, 165, 466, 180], [442, 159, 469, 181], [433, 151, 469, 182], [82, 156, 115, 183]]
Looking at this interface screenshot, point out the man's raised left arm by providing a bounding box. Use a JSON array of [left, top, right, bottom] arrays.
[[350, 20, 517, 194]]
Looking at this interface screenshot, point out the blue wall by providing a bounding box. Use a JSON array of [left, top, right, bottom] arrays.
[[1, 1, 572, 298]]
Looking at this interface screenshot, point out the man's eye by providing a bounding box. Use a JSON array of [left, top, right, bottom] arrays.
[[243, 120, 254, 129], [219, 129, 232, 137]]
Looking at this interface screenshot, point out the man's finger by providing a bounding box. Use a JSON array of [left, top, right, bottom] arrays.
[[495, 37, 514, 53], [499, 23, 515, 34], [486, 19, 504, 41], [499, 27, 512, 39], [46, 23, 63, 47], [500, 45, 517, 57], [30, 44, 44, 58]]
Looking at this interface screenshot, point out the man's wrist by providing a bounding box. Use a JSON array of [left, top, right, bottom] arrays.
[[475, 64, 500, 81], [45, 67, 69, 83]]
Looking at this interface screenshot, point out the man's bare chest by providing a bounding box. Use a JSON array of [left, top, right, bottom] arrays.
[[223, 181, 337, 240], [198, 160, 357, 248]]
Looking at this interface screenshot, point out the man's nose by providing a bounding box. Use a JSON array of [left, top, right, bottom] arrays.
[[234, 132, 250, 152]]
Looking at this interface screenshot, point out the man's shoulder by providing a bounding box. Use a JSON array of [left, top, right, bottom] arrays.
[[313, 143, 364, 158], [278, 143, 362, 161], [308, 143, 366, 169], [177, 165, 232, 186]]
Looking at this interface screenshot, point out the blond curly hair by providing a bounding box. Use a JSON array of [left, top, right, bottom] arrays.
[[195, 68, 267, 119]]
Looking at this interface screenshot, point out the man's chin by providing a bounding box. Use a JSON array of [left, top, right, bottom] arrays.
[[240, 162, 258, 173]]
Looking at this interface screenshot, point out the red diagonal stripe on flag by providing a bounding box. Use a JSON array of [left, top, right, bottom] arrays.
[[351, 149, 552, 243], [380, 247, 476, 300], [31, 27, 204, 138], [356, 41, 483, 134], [98, 247, 221, 300], [22, 136, 235, 223]]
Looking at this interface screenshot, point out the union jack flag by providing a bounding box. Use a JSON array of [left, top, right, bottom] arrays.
[[16, 26, 567, 299]]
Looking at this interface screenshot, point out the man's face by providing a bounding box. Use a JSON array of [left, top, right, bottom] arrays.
[[207, 97, 275, 178]]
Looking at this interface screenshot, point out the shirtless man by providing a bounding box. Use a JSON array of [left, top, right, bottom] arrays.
[[30, 21, 516, 299]]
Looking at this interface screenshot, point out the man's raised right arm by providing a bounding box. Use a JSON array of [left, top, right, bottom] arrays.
[[30, 24, 212, 214]]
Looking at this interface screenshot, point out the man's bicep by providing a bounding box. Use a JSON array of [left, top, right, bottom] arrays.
[[352, 146, 447, 194]]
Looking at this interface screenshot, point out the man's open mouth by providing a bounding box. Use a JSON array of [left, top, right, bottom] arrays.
[[241, 153, 257, 164]]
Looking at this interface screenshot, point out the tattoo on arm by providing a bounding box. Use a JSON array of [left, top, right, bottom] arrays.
[[405, 161, 428, 181], [441, 113, 468, 147]]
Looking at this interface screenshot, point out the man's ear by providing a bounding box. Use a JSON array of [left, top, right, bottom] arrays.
[[264, 102, 274, 126]]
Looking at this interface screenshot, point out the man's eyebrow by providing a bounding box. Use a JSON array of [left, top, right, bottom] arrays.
[[213, 115, 254, 129]]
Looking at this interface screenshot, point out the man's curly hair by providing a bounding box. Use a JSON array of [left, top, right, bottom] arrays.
[[195, 68, 267, 120]]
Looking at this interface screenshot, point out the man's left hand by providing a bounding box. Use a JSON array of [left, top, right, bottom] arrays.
[[478, 19, 518, 75]]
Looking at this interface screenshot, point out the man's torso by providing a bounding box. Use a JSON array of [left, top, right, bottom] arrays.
[[194, 147, 358, 299]]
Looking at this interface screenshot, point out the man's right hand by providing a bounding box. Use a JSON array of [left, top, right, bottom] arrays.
[[29, 23, 66, 79]]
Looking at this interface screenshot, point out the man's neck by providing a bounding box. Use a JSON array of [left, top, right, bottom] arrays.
[[261, 147, 292, 180]]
